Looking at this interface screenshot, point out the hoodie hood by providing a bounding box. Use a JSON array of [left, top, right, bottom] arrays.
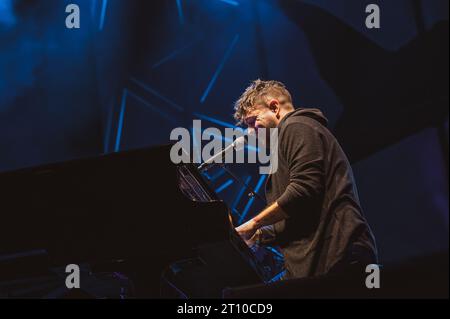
[[281, 107, 329, 127]]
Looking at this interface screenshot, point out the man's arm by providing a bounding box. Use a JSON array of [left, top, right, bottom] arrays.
[[235, 201, 288, 242], [236, 122, 325, 245]]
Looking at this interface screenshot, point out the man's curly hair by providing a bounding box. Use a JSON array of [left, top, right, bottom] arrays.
[[233, 79, 292, 126]]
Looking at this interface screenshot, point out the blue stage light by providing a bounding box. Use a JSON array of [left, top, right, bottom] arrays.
[[200, 34, 240, 104], [215, 179, 234, 193], [131, 77, 184, 112], [99, 0, 108, 30], [114, 89, 128, 152], [219, 0, 240, 7]]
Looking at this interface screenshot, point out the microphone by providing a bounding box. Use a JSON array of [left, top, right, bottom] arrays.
[[197, 135, 247, 172], [197, 132, 266, 206]]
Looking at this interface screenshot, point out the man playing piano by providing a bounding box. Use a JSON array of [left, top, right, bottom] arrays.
[[234, 79, 378, 280]]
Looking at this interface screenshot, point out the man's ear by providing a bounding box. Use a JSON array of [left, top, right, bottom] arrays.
[[269, 99, 280, 114]]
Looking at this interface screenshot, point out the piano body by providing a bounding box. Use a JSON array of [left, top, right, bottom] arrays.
[[0, 145, 264, 298]]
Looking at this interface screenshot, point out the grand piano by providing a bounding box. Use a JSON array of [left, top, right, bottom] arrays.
[[0, 145, 265, 298]]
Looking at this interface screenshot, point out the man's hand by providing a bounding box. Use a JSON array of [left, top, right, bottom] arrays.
[[243, 229, 263, 247], [235, 202, 288, 247], [235, 219, 258, 242]]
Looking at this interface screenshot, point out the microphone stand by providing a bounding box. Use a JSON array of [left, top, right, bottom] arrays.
[[199, 162, 266, 206]]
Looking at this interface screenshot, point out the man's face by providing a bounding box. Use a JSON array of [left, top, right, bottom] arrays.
[[243, 103, 279, 133], [243, 102, 279, 147]]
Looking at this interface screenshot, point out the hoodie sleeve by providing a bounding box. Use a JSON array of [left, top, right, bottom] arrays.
[[259, 225, 276, 244], [276, 122, 325, 217]]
